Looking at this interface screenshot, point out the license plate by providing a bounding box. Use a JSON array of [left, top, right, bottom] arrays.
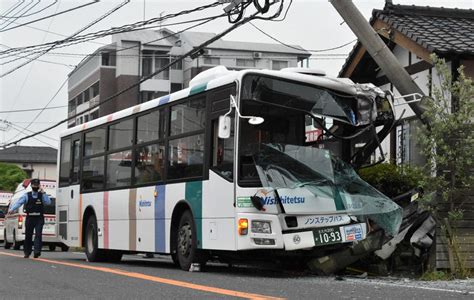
[[313, 223, 365, 246], [313, 226, 343, 246]]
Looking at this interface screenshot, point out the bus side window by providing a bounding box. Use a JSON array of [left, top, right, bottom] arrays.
[[59, 138, 71, 187], [211, 118, 234, 181]]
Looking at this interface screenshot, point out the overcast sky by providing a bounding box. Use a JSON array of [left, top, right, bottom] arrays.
[[0, 0, 472, 148]]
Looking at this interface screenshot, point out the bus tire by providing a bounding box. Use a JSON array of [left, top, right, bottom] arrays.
[[176, 210, 204, 271], [61, 245, 69, 252], [49, 245, 56, 251], [12, 231, 21, 250], [4, 230, 11, 249], [85, 215, 105, 262]]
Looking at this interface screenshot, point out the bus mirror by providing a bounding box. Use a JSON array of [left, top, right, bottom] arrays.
[[218, 115, 231, 139]]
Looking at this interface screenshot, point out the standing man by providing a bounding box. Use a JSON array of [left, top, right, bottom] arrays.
[[8, 179, 51, 258]]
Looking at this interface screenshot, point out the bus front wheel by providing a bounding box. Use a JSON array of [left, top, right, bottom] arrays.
[[176, 210, 203, 271], [85, 215, 105, 262]]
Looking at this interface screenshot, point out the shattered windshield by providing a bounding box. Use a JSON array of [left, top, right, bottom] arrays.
[[253, 144, 402, 236]]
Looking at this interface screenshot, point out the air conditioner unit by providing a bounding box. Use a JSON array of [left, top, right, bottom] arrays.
[[203, 49, 212, 56], [253, 52, 262, 59]]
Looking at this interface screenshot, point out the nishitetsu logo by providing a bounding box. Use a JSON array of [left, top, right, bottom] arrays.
[[262, 195, 305, 205]]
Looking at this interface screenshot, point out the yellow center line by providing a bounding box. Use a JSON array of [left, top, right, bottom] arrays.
[[0, 251, 284, 300]]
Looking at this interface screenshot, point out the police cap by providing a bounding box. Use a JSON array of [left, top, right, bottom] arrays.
[[31, 178, 41, 185]]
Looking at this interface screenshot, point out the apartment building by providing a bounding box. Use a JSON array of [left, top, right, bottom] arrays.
[[67, 28, 311, 128]]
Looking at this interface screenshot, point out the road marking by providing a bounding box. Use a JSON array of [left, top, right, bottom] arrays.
[[0, 251, 283, 300]]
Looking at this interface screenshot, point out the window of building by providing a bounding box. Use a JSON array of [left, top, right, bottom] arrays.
[[168, 134, 204, 180], [102, 52, 110, 66], [272, 60, 288, 70], [203, 57, 220, 65], [137, 110, 162, 143], [59, 138, 71, 186], [84, 127, 106, 156], [155, 57, 170, 80], [142, 51, 153, 76], [134, 143, 165, 184], [171, 57, 182, 70], [108, 119, 133, 150], [77, 93, 84, 105], [170, 97, 206, 136], [171, 83, 182, 93], [92, 81, 99, 98], [83, 89, 90, 103], [106, 150, 132, 188], [236, 58, 255, 67], [82, 156, 105, 190], [91, 110, 99, 120]]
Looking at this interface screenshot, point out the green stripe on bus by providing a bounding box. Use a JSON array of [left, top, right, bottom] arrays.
[[189, 83, 207, 96], [185, 181, 203, 248]]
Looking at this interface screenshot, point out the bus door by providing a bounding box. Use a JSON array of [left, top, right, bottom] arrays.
[[57, 133, 82, 244], [201, 86, 236, 250]]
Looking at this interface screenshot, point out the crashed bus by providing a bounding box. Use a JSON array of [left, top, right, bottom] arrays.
[[57, 66, 434, 272]]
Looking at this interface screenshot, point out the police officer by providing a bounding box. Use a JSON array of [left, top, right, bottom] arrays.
[[8, 179, 51, 258]]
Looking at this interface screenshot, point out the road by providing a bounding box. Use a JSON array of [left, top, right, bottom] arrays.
[[0, 248, 472, 299]]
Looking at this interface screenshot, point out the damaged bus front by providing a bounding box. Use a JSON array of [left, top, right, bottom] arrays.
[[227, 71, 404, 272]]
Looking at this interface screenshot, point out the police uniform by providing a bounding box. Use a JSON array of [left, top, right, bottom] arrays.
[[9, 179, 51, 258], [24, 191, 46, 258]]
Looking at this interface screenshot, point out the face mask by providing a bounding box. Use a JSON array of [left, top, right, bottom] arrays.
[[32, 187, 39, 192]]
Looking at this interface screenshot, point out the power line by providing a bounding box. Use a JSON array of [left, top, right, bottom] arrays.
[[0, 0, 99, 33], [0, 1, 24, 19], [249, 21, 357, 53], [0, 0, 129, 78], [0, 44, 75, 67], [0, 2, 222, 57], [9, 122, 58, 142], [3, 7, 268, 147], [0, 105, 67, 114], [0, 0, 41, 31], [7, 124, 57, 147], [0, 1, 57, 19]]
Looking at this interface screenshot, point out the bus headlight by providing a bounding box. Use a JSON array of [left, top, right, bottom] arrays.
[[251, 220, 272, 234]]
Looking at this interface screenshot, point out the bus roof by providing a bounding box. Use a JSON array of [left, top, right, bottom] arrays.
[[60, 68, 358, 138]]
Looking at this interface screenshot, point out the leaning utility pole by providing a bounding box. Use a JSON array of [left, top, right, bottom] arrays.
[[330, 0, 429, 125]]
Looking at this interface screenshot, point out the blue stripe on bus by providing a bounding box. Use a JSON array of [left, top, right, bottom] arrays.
[[158, 95, 170, 106], [154, 184, 166, 253]]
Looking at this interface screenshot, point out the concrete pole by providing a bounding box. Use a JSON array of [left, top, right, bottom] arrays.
[[330, 0, 428, 125]]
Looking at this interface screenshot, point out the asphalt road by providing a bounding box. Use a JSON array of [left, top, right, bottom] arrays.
[[0, 248, 472, 299]]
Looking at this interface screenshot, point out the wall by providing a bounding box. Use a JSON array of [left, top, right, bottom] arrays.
[[15, 162, 57, 181]]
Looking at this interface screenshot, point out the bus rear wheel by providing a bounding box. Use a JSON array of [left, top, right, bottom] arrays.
[[85, 215, 105, 262], [176, 210, 205, 271], [4, 230, 11, 249]]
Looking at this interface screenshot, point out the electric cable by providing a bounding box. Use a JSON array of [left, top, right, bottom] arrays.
[[0, 0, 129, 78], [3, 8, 267, 147], [249, 21, 357, 52], [0, 105, 68, 114], [0, 1, 57, 19], [0, 0, 40, 31], [0, 0, 99, 32], [0, 1, 221, 56]]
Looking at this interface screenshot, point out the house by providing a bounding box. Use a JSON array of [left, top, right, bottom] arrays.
[[67, 28, 311, 128], [338, 2, 474, 270], [0, 146, 57, 180], [339, 2, 474, 166]]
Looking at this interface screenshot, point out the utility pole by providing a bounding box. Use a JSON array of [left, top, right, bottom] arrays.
[[330, 0, 429, 125]]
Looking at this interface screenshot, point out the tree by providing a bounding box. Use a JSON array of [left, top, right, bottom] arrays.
[[417, 55, 474, 277], [0, 163, 27, 192]]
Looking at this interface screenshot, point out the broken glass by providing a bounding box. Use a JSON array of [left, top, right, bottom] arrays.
[[253, 143, 402, 236]]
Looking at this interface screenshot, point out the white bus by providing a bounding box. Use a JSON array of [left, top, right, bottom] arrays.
[[57, 66, 401, 271]]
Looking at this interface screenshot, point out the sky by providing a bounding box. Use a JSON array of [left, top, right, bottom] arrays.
[[0, 0, 472, 148]]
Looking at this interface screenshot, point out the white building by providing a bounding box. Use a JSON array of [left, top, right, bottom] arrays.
[[0, 146, 58, 180], [67, 28, 311, 128]]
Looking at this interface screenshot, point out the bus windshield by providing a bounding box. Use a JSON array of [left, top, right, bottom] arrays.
[[252, 144, 401, 236]]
